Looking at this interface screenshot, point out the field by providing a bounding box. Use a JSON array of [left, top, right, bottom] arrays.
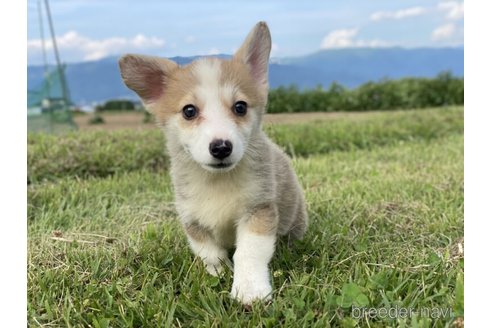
[[28, 107, 464, 327]]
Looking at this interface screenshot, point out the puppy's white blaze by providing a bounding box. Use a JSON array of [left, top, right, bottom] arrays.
[[231, 222, 275, 303], [190, 60, 247, 168], [193, 59, 222, 88]]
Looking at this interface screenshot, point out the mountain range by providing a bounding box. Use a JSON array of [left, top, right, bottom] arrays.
[[27, 47, 464, 105]]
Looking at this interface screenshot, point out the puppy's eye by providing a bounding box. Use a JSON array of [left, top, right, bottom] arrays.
[[182, 104, 198, 120], [233, 101, 247, 116]]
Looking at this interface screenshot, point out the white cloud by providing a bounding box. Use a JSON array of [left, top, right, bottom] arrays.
[[321, 28, 358, 48], [27, 31, 165, 62], [438, 1, 464, 20], [321, 28, 390, 49], [371, 7, 427, 21], [432, 23, 457, 41]]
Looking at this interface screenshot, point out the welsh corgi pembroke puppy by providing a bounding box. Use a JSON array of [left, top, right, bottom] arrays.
[[119, 21, 308, 305]]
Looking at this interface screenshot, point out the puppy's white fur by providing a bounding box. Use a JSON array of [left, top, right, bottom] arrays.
[[185, 61, 249, 172], [119, 21, 308, 305], [232, 221, 276, 302]]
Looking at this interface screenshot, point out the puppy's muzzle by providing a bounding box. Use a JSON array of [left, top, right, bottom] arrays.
[[209, 139, 233, 160]]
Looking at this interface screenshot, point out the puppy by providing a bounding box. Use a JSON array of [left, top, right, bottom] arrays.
[[119, 21, 308, 305]]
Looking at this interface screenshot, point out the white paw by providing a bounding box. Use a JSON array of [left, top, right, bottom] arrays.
[[205, 263, 223, 277], [204, 257, 232, 277], [231, 277, 272, 305]]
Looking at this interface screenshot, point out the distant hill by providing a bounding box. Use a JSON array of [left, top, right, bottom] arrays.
[[27, 47, 464, 105]]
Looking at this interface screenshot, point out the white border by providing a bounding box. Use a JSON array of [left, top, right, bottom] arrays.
[[464, 1, 491, 326], [0, 0, 27, 326]]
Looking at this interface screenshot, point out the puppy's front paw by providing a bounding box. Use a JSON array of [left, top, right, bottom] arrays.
[[205, 263, 223, 277], [204, 257, 232, 277], [231, 278, 272, 305]]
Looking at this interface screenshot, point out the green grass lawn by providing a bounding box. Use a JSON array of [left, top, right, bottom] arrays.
[[28, 107, 464, 327]]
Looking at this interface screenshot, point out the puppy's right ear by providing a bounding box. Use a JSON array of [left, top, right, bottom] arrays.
[[234, 22, 271, 91], [118, 54, 177, 106]]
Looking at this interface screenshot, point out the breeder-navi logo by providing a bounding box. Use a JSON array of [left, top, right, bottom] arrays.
[[351, 305, 454, 320]]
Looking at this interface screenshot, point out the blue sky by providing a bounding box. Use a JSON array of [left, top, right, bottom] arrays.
[[27, 0, 464, 65]]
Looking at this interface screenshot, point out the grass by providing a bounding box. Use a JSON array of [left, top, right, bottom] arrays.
[[28, 107, 463, 183], [28, 130, 168, 183], [27, 107, 464, 327]]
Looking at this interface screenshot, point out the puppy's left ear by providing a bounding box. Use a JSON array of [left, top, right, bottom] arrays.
[[234, 21, 272, 90], [118, 54, 178, 109]]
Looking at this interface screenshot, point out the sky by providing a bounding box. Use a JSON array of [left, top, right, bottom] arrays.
[[27, 0, 464, 66]]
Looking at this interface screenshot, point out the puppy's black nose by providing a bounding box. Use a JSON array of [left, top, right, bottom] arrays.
[[209, 139, 233, 160]]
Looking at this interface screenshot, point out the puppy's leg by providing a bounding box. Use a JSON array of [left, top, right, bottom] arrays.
[[231, 205, 278, 304], [185, 221, 229, 276]]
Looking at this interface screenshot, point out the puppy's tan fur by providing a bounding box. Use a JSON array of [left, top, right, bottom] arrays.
[[119, 22, 308, 305]]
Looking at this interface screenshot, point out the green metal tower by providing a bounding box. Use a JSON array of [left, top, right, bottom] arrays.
[[27, 0, 76, 133]]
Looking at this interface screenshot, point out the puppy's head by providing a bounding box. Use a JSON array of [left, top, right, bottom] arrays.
[[119, 22, 271, 173]]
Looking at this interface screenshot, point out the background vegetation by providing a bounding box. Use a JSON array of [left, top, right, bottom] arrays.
[[95, 100, 137, 112], [268, 72, 463, 113]]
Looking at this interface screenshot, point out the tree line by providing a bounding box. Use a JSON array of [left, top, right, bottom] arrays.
[[267, 71, 463, 113]]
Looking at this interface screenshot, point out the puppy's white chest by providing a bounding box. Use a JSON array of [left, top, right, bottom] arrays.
[[176, 170, 257, 242], [190, 181, 246, 226]]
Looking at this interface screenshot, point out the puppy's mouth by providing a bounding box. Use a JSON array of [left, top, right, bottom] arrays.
[[201, 161, 238, 173], [206, 162, 233, 169]]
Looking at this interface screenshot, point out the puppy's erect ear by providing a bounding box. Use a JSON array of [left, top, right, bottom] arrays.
[[118, 54, 178, 105], [234, 21, 272, 89]]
